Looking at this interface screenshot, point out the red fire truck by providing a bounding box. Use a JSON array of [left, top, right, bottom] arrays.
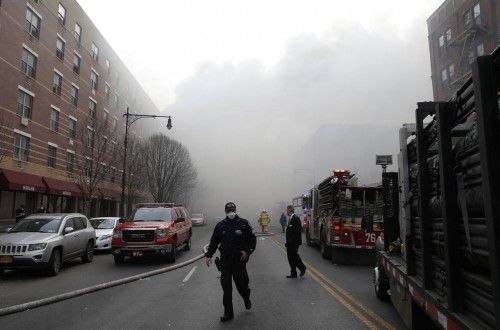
[[304, 170, 384, 264]]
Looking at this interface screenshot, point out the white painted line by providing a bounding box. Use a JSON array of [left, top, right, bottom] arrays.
[[182, 265, 198, 283]]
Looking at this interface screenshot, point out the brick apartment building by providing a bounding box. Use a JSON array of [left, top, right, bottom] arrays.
[[0, 0, 160, 219], [427, 0, 500, 101]]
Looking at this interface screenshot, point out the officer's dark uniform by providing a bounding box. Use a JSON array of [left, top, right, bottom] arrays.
[[206, 203, 256, 320], [286, 213, 306, 277]]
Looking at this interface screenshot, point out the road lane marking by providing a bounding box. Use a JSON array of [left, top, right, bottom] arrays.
[[183, 266, 198, 283], [304, 261, 396, 330], [267, 237, 378, 329], [269, 236, 397, 330]]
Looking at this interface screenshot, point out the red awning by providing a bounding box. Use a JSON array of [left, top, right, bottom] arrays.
[[98, 188, 121, 201], [42, 177, 82, 197], [0, 169, 46, 193]]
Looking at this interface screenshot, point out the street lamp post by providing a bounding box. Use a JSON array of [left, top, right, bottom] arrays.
[[120, 107, 173, 217]]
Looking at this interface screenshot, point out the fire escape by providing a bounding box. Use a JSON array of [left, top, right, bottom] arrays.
[[448, 13, 488, 87]]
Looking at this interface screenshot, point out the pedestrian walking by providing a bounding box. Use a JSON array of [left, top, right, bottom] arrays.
[[285, 205, 306, 278], [258, 209, 270, 233], [15, 205, 26, 223], [205, 202, 257, 322], [279, 212, 287, 233]]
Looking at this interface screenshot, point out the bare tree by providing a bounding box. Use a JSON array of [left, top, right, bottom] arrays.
[[72, 119, 121, 215], [141, 134, 197, 204]]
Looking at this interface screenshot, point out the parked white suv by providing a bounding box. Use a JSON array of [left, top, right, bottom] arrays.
[[0, 214, 96, 276]]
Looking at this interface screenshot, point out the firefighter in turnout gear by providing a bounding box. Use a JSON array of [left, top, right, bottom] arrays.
[[205, 202, 257, 322], [258, 209, 270, 233]]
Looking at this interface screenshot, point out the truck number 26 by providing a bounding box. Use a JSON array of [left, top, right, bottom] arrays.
[[365, 233, 376, 243]]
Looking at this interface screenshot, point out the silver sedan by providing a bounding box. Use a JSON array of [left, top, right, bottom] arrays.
[[191, 213, 206, 226], [0, 214, 96, 276]]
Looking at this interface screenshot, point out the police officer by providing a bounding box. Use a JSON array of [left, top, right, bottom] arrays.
[[205, 202, 256, 322], [286, 205, 306, 278]]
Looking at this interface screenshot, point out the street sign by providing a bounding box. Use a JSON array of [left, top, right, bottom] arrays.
[[376, 155, 393, 166]]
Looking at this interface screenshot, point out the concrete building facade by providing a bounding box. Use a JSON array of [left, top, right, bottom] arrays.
[[0, 0, 159, 219], [427, 0, 499, 101]]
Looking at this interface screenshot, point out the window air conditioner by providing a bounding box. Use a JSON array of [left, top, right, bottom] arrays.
[[20, 117, 29, 126]]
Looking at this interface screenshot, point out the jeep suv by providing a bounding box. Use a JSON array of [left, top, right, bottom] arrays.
[[0, 214, 95, 276], [111, 203, 192, 264]]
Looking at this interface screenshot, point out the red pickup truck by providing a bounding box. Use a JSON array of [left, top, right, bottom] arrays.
[[111, 203, 192, 264]]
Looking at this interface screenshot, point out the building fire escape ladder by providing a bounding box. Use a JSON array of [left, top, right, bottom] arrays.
[[456, 30, 476, 85]]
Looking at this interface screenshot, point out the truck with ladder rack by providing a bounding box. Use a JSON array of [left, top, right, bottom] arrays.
[[374, 49, 500, 329]]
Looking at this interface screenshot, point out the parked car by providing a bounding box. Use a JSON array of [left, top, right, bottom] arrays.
[[112, 203, 192, 264], [191, 213, 206, 226], [89, 217, 120, 251], [0, 214, 95, 276]]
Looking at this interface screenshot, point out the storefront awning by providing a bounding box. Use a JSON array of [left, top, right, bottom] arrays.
[[42, 177, 83, 197], [0, 169, 46, 193], [98, 188, 121, 201]]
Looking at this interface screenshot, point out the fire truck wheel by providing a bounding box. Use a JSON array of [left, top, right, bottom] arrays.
[[374, 262, 389, 300]]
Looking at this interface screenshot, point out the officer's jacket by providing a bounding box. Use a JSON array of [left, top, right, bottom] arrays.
[[206, 216, 256, 258], [286, 214, 302, 246]]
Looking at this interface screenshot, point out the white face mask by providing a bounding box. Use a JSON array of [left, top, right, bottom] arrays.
[[227, 212, 236, 220]]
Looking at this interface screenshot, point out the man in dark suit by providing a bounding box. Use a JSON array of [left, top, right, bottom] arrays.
[[285, 205, 306, 278]]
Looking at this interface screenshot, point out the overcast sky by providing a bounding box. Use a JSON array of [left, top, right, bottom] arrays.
[[78, 0, 442, 109], [78, 0, 445, 219]]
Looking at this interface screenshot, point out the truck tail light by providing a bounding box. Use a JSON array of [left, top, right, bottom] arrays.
[[333, 224, 341, 232]]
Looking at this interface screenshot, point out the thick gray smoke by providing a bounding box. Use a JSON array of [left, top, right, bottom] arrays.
[[168, 22, 433, 222]]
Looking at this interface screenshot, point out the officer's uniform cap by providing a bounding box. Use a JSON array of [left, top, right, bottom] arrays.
[[225, 202, 236, 212]]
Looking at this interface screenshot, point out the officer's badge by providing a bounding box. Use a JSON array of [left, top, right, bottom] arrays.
[[235, 229, 242, 235]]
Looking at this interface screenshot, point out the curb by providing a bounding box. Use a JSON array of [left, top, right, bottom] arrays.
[[0, 246, 208, 317]]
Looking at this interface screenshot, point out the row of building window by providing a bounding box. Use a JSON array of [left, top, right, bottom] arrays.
[[22, 43, 119, 114], [16, 86, 117, 140], [25, 4, 111, 78], [13, 131, 117, 182]]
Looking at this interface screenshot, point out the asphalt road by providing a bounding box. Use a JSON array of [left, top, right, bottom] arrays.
[[0, 221, 406, 329]]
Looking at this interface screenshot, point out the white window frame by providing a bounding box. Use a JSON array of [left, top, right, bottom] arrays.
[[18, 85, 35, 97], [14, 129, 31, 138], [26, 3, 43, 20], [57, 3, 66, 25], [47, 144, 57, 168], [54, 68, 64, 77], [22, 44, 39, 58]]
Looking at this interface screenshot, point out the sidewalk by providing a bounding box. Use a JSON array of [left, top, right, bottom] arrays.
[[0, 218, 16, 232]]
